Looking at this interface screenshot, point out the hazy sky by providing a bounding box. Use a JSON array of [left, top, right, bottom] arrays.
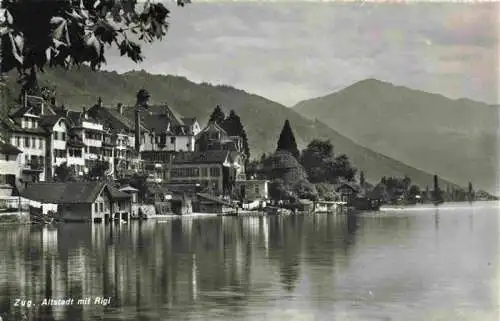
[[104, 1, 499, 106]]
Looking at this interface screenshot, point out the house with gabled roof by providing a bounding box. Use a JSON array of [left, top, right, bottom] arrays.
[[0, 97, 53, 183], [20, 181, 131, 222], [169, 150, 245, 196], [120, 102, 200, 153]]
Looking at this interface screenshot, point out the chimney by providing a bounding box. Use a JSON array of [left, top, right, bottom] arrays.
[[97, 97, 102, 108], [117, 103, 123, 115]]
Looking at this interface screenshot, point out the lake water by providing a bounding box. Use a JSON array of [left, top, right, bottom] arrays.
[[0, 202, 498, 321]]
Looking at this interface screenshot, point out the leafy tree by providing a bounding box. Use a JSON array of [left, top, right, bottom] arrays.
[[332, 154, 357, 181], [408, 185, 421, 202], [269, 179, 289, 201], [208, 105, 225, 125], [86, 160, 109, 180], [315, 183, 337, 201], [1, 0, 190, 95], [276, 119, 300, 159], [292, 179, 317, 201], [300, 139, 336, 184], [54, 161, 74, 182]]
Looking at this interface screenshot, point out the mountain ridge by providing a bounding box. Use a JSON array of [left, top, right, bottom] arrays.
[[293, 78, 499, 194], [1, 68, 463, 190]]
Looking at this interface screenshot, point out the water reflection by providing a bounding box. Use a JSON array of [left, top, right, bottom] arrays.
[[0, 204, 498, 321]]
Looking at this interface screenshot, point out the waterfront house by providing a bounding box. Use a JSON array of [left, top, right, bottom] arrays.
[[20, 182, 131, 222], [169, 150, 245, 196], [335, 182, 360, 205], [235, 179, 269, 202], [0, 139, 22, 196]]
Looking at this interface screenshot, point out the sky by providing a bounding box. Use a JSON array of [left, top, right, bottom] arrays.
[[104, 1, 500, 107]]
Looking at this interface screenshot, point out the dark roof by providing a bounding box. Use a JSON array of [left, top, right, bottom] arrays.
[[9, 106, 32, 118], [181, 117, 197, 126], [107, 184, 131, 200], [66, 111, 82, 125], [0, 117, 48, 135], [21, 181, 106, 204], [335, 182, 360, 193], [88, 105, 140, 132], [39, 115, 64, 129], [0, 141, 22, 154], [172, 150, 230, 165], [197, 193, 235, 207], [121, 104, 190, 134]]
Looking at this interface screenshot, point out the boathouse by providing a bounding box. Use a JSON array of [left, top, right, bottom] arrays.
[[21, 181, 131, 222]]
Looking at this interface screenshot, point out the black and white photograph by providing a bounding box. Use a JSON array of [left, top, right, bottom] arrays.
[[0, 0, 498, 320]]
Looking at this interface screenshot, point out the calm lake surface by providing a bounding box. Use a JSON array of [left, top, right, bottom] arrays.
[[0, 202, 498, 321]]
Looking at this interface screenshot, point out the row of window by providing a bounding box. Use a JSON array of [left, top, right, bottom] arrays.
[[54, 149, 66, 158], [170, 166, 221, 178], [25, 155, 44, 166], [68, 148, 82, 157], [22, 118, 38, 129], [85, 131, 102, 141], [12, 136, 44, 150]]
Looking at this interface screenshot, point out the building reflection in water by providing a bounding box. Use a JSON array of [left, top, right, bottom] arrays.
[[0, 213, 364, 321]]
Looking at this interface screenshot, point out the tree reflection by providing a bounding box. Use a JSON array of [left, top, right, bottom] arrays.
[[0, 212, 364, 321]]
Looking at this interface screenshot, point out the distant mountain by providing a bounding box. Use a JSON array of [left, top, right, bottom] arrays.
[[1, 68, 458, 189], [294, 79, 499, 194]]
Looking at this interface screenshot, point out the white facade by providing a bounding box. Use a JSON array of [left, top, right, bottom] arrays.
[[9, 119, 47, 182], [142, 132, 196, 153], [0, 153, 20, 177], [51, 119, 68, 167]]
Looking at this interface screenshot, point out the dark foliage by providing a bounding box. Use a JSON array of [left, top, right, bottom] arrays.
[[222, 110, 250, 160], [54, 161, 75, 182], [276, 120, 300, 159], [208, 105, 225, 125], [0, 0, 189, 94]]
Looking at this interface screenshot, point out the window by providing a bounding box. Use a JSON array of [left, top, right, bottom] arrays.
[[94, 203, 98, 212], [4, 155, 10, 161], [99, 202, 103, 212], [31, 137, 36, 148], [15, 136, 20, 146], [255, 185, 260, 194], [54, 132, 59, 140], [170, 137, 176, 144], [39, 139, 43, 149], [25, 155, 29, 163], [210, 167, 220, 177], [24, 137, 30, 148], [201, 168, 208, 177]]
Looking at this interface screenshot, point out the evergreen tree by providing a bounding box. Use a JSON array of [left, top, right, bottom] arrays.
[[468, 181, 475, 202], [276, 120, 300, 159], [432, 174, 443, 203], [222, 110, 250, 160], [209, 105, 226, 125]]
